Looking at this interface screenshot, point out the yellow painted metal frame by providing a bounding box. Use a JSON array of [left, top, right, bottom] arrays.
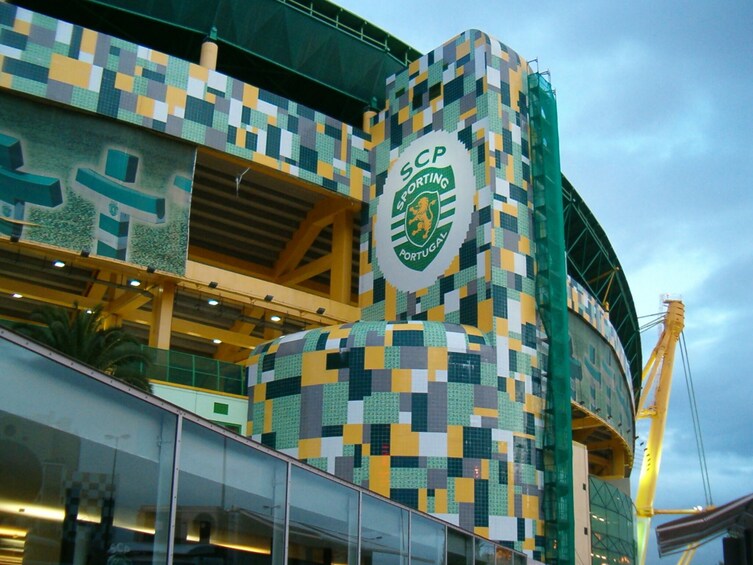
[[635, 300, 685, 564]]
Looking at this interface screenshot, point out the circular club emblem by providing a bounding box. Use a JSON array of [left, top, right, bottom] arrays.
[[375, 130, 476, 292]]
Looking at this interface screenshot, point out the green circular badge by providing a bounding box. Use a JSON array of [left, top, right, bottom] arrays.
[[375, 131, 476, 292]]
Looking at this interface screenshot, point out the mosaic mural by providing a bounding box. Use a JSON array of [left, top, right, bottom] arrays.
[[0, 3, 371, 202], [0, 91, 193, 273]]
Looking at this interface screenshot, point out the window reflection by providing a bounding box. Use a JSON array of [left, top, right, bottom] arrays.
[[175, 421, 287, 565], [0, 335, 177, 565], [447, 529, 473, 565], [360, 496, 408, 565], [410, 514, 444, 565], [288, 467, 358, 565]]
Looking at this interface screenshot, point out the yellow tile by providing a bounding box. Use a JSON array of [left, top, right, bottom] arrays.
[[434, 489, 448, 513], [299, 438, 321, 459], [136, 95, 154, 118], [190, 63, 208, 82], [427, 347, 448, 373], [243, 84, 258, 107], [166, 85, 186, 113], [369, 455, 391, 497], [412, 112, 424, 131], [302, 351, 325, 381], [253, 383, 267, 403], [343, 424, 363, 445], [478, 299, 493, 334], [49, 54, 90, 89], [391, 370, 412, 393], [495, 317, 508, 335], [80, 29, 97, 55], [474, 407, 498, 418], [521, 293, 536, 324], [385, 286, 396, 320], [418, 489, 428, 512], [391, 424, 418, 455], [0, 65, 12, 89], [427, 306, 445, 322], [252, 153, 280, 170], [114, 72, 134, 92], [408, 59, 421, 76], [481, 459, 489, 480], [206, 92, 216, 104], [318, 161, 333, 179], [447, 425, 464, 458], [150, 50, 168, 66], [454, 477, 474, 503], [350, 167, 365, 202], [475, 527, 489, 539], [365, 346, 385, 370], [501, 249, 515, 271], [370, 120, 385, 145], [316, 122, 325, 133], [519, 236, 530, 255], [457, 37, 471, 59], [13, 19, 30, 35], [398, 105, 409, 125]]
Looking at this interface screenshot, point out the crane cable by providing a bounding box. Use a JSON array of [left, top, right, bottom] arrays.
[[678, 331, 713, 508]]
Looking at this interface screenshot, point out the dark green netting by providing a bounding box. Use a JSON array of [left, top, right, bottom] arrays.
[[529, 72, 575, 565]]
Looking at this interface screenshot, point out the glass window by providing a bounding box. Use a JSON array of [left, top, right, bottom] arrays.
[[360, 495, 408, 565], [494, 545, 514, 565], [410, 514, 444, 565], [447, 529, 473, 565], [175, 420, 287, 565], [288, 466, 358, 565], [475, 539, 494, 565], [0, 337, 177, 565]]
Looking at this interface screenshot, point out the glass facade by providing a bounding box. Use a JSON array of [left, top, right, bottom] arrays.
[[0, 328, 532, 565], [589, 477, 636, 565]]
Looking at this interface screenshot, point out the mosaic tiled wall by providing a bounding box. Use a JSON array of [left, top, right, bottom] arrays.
[[357, 31, 544, 556], [0, 90, 193, 273], [248, 321, 544, 552], [0, 4, 371, 202]]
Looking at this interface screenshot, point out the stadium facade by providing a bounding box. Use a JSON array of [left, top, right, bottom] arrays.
[[0, 1, 641, 564]]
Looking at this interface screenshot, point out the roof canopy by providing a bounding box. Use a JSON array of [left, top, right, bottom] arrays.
[[656, 493, 753, 556]]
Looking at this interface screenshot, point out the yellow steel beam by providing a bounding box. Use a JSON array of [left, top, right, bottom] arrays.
[[149, 281, 175, 349], [273, 197, 352, 278], [330, 207, 353, 303], [184, 260, 360, 324], [635, 300, 685, 565], [277, 255, 331, 286], [0, 276, 99, 309]]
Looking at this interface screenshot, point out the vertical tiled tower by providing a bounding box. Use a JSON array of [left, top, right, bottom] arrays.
[[361, 30, 543, 552], [249, 30, 546, 557]]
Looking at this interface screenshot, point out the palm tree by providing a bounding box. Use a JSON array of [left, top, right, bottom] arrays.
[[14, 303, 153, 392]]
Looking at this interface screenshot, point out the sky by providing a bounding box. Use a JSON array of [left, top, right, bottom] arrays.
[[332, 1, 753, 563]]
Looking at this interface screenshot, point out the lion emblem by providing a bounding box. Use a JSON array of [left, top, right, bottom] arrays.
[[408, 196, 437, 240]]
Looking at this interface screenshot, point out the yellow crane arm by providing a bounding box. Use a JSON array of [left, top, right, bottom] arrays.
[[635, 300, 685, 565]]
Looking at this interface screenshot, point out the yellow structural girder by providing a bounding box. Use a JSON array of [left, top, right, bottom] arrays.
[[635, 299, 685, 565]]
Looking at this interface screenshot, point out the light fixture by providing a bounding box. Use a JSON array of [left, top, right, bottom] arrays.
[[53, 260, 66, 268], [270, 314, 281, 322], [208, 281, 218, 289], [146, 265, 156, 273], [12, 293, 22, 299], [264, 294, 274, 301], [208, 298, 219, 306], [128, 279, 142, 287], [80, 249, 90, 257], [316, 307, 326, 315], [85, 309, 93, 314], [9, 234, 19, 243], [212, 338, 222, 344]]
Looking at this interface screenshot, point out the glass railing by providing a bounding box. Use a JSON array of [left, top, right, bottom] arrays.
[[142, 346, 247, 396]]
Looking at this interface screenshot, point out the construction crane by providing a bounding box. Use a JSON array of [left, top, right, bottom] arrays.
[[634, 298, 714, 564], [634, 299, 686, 564]]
